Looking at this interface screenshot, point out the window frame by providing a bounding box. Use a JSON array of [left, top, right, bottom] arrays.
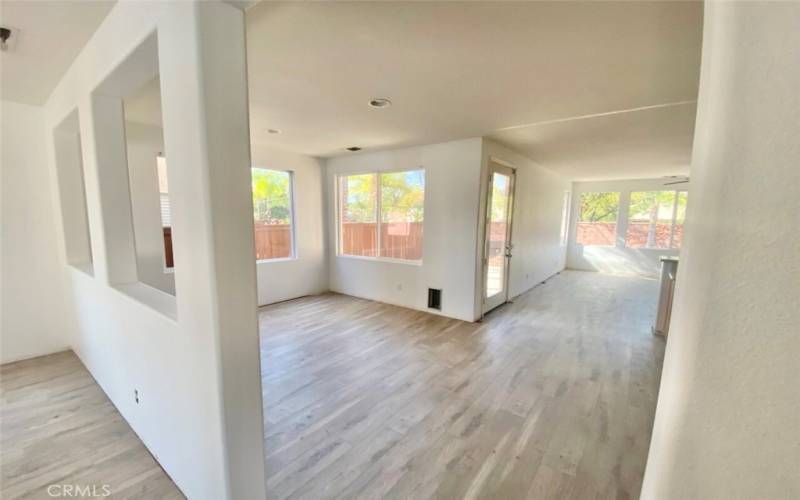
[[575, 191, 621, 247], [624, 189, 688, 250], [154, 154, 175, 273], [560, 190, 572, 247], [252, 167, 297, 263], [670, 190, 688, 250], [335, 168, 425, 265]]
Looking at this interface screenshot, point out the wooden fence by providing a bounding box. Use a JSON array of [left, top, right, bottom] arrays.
[[340, 222, 423, 260], [577, 222, 684, 248], [254, 223, 292, 260], [163, 220, 526, 266]]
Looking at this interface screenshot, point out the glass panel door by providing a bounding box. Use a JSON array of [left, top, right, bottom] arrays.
[[483, 163, 515, 313]]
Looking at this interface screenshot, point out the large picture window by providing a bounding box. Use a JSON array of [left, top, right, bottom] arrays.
[[338, 170, 424, 262], [252, 168, 294, 260], [576, 192, 620, 246], [626, 190, 688, 249]]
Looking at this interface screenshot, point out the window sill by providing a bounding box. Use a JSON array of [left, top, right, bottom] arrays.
[[627, 246, 680, 251], [112, 282, 177, 321], [256, 256, 298, 264], [336, 254, 423, 267], [68, 262, 95, 277]]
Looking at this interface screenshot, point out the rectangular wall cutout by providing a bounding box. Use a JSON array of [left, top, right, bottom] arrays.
[[123, 75, 175, 296], [92, 31, 177, 317], [53, 109, 94, 275]]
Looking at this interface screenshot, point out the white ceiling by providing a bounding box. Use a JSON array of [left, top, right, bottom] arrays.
[[489, 101, 697, 181], [245, 1, 702, 179], [3, 1, 702, 180], [0, 0, 115, 105]]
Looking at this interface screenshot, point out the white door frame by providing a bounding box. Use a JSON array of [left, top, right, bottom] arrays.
[[482, 160, 516, 314]]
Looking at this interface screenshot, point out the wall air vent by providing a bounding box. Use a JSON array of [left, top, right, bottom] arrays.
[[428, 288, 442, 310]]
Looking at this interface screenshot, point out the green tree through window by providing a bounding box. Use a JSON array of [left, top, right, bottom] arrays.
[[580, 192, 620, 222], [252, 168, 293, 260], [626, 190, 688, 249], [338, 170, 425, 260], [252, 168, 291, 224], [577, 192, 620, 246]]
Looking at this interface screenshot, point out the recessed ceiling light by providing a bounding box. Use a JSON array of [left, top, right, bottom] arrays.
[[369, 98, 391, 108], [265, 128, 281, 134], [346, 146, 362, 152]]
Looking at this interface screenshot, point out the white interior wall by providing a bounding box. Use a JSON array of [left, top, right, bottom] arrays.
[[124, 121, 175, 295], [252, 144, 327, 306], [642, 2, 800, 498], [325, 137, 569, 322], [325, 138, 484, 322], [42, 2, 265, 498], [1, 100, 71, 363], [477, 139, 570, 312], [567, 178, 689, 277]]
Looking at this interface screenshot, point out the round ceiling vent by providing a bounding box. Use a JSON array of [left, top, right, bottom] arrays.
[[368, 98, 392, 108]]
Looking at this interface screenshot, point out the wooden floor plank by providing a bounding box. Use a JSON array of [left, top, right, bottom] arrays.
[[0, 352, 184, 499], [1, 270, 664, 499], [260, 270, 665, 499]]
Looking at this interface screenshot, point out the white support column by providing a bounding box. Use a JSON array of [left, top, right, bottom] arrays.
[[642, 2, 800, 498], [159, 2, 267, 498]]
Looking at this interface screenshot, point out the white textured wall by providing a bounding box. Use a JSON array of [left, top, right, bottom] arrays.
[[642, 2, 800, 498], [42, 2, 265, 498], [1, 100, 71, 363], [325, 138, 484, 322], [567, 178, 689, 277], [326, 138, 568, 321], [252, 144, 327, 305]]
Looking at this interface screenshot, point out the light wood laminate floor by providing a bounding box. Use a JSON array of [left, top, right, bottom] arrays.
[[260, 270, 665, 499], [0, 351, 184, 499], [1, 270, 664, 499]]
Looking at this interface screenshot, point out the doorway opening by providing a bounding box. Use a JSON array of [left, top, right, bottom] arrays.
[[482, 161, 516, 314]]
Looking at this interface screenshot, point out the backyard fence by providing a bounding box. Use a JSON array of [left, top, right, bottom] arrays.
[[577, 222, 684, 248], [340, 222, 424, 260]]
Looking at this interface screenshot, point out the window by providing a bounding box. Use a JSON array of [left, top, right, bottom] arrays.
[[626, 190, 688, 249], [156, 154, 173, 268], [380, 170, 425, 260], [338, 170, 424, 262], [252, 168, 294, 260], [672, 191, 688, 249], [576, 192, 620, 246], [339, 173, 378, 257], [560, 191, 571, 246]]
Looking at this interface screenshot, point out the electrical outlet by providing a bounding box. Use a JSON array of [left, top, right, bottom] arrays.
[[134, 389, 140, 404]]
